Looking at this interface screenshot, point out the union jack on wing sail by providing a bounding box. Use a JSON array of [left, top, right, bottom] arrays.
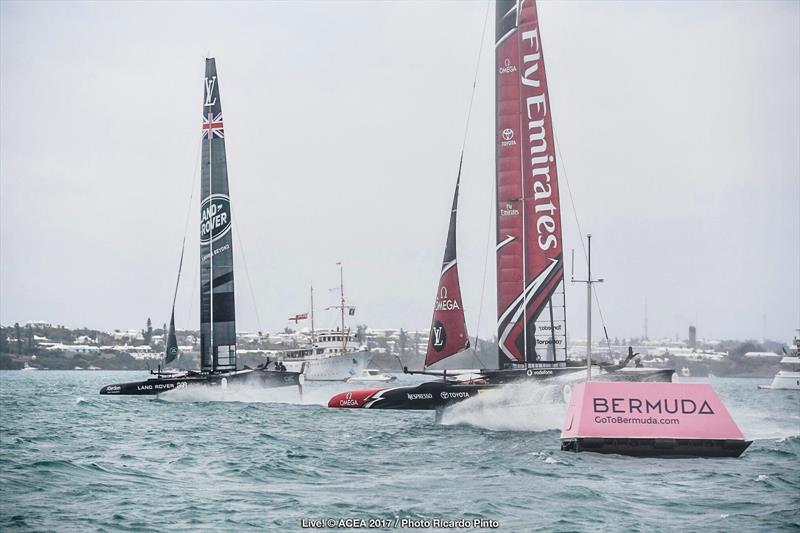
[[202, 112, 224, 139]]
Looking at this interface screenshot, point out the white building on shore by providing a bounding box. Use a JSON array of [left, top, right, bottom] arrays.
[[45, 344, 100, 355]]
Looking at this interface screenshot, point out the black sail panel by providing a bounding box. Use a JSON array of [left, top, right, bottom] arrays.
[[200, 58, 236, 373]]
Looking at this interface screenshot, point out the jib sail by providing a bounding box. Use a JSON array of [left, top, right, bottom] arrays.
[[200, 58, 237, 373], [165, 311, 179, 365], [495, 0, 567, 367], [425, 171, 470, 368]]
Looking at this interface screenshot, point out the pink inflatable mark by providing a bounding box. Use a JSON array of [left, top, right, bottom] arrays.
[[561, 382, 746, 440]]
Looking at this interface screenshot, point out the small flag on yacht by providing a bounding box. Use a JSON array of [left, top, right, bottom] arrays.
[[348, 307, 356, 316], [288, 313, 308, 323]]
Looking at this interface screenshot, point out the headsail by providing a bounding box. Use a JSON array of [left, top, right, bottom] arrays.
[[495, 0, 567, 367], [200, 58, 237, 373], [165, 310, 179, 365], [425, 171, 470, 368]]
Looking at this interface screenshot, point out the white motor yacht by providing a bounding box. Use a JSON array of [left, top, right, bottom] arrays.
[[759, 336, 800, 390], [282, 328, 371, 381]]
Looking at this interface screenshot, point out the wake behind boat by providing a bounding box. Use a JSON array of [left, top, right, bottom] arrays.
[[100, 58, 301, 395]]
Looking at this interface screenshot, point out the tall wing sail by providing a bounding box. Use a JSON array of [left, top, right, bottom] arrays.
[[495, 0, 566, 367], [200, 58, 237, 373], [165, 310, 179, 365], [425, 172, 470, 368]]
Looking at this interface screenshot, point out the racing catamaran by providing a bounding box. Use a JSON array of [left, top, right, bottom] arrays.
[[329, 0, 672, 411], [101, 58, 302, 395]]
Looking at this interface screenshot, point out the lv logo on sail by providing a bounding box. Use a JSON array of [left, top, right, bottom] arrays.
[[433, 327, 444, 347], [204, 76, 217, 107]]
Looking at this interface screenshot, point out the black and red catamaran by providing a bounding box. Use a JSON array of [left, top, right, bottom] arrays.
[[100, 58, 301, 395], [329, 0, 672, 412]]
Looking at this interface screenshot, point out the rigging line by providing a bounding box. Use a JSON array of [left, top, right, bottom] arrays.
[[456, 0, 490, 369], [188, 270, 197, 326], [232, 215, 263, 334], [553, 128, 613, 344], [172, 135, 203, 316], [472, 151, 494, 369], [458, 0, 490, 156], [220, 112, 263, 335]]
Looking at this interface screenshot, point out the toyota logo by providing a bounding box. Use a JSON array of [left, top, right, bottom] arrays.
[[502, 129, 514, 141]]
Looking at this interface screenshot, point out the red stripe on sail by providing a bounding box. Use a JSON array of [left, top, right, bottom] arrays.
[[498, 261, 563, 360]]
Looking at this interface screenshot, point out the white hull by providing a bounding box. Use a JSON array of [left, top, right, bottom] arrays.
[[347, 369, 396, 384], [347, 377, 394, 384], [284, 351, 372, 381], [759, 371, 800, 390]]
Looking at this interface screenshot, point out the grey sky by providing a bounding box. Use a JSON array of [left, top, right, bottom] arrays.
[[1, 1, 798, 342]]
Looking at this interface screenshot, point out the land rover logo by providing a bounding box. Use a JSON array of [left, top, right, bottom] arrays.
[[502, 128, 514, 141], [200, 194, 232, 244], [431, 320, 446, 352]]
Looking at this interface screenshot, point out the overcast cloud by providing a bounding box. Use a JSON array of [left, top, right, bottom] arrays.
[[1, 1, 798, 342]]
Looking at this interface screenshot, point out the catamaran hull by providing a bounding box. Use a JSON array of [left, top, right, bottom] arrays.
[[329, 381, 497, 410], [328, 367, 675, 410], [478, 367, 674, 384], [100, 369, 300, 395]]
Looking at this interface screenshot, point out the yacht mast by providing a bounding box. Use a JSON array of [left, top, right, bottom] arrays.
[[310, 285, 316, 346], [207, 90, 214, 373], [571, 234, 603, 380], [339, 262, 347, 352]]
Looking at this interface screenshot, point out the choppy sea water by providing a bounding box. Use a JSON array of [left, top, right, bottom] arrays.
[[0, 371, 798, 532]]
